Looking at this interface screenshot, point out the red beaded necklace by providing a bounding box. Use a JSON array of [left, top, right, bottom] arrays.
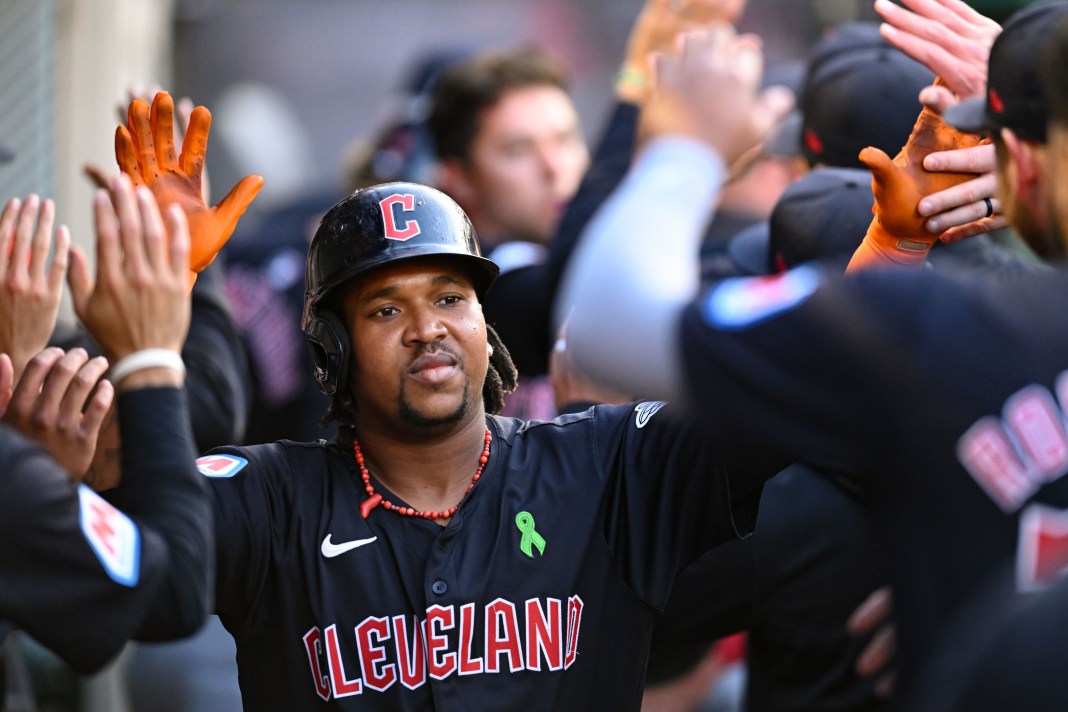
[[354, 427, 492, 521]]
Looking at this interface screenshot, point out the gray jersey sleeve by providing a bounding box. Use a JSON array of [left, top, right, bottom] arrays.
[[556, 137, 726, 403]]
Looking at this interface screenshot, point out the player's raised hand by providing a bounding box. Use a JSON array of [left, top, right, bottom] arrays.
[[85, 89, 211, 201], [860, 104, 984, 234], [873, 85, 1005, 243], [2, 347, 114, 479], [0, 195, 71, 382], [618, 0, 749, 103], [68, 175, 191, 387], [848, 101, 985, 270], [874, 0, 1000, 98], [114, 91, 263, 288], [641, 26, 793, 166]]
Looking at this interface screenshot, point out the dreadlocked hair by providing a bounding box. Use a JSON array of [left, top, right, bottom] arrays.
[[321, 323, 518, 449], [484, 324, 518, 415]]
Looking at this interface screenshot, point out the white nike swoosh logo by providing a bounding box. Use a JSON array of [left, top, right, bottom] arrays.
[[321, 534, 378, 558]]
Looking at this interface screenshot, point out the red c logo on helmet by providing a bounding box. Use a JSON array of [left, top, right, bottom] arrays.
[[380, 194, 421, 241]]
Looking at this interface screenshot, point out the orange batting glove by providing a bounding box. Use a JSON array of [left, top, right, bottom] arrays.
[[115, 91, 264, 289], [847, 92, 984, 272]]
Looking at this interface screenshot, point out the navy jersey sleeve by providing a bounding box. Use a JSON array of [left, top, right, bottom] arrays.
[[679, 267, 950, 475], [588, 402, 783, 608], [184, 260, 253, 450], [196, 441, 309, 626], [0, 387, 210, 674]]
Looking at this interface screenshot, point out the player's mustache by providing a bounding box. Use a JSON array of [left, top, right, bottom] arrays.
[[408, 342, 464, 369]]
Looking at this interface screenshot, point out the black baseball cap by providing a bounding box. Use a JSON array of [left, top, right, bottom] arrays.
[[726, 167, 876, 275], [801, 25, 934, 169], [944, 0, 1068, 142], [1039, 13, 1068, 125], [770, 167, 875, 271]]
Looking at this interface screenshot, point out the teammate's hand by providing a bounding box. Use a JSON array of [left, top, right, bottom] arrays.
[[641, 26, 794, 166], [86, 90, 211, 201], [0, 195, 71, 382], [618, 0, 749, 103], [0, 353, 12, 416], [848, 103, 984, 270], [847, 586, 896, 698], [874, 0, 1000, 98], [68, 175, 191, 387], [918, 139, 1006, 241], [115, 91, 263, 289], [2, 347, 114, 479]]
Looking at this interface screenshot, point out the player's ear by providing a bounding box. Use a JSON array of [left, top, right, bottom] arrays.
[[1000, 128, 1039, 194]]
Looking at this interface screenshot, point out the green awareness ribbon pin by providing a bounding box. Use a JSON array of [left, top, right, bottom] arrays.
[[515, 511, 546, 558]]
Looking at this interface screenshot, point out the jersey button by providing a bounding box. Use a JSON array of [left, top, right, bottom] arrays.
[[432, 580, 448, 595]]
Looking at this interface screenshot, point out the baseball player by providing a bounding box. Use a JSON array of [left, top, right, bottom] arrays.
[[164, 180, 781, 710], [560, 18, 1068, 706], [0, 176, 210, 674]]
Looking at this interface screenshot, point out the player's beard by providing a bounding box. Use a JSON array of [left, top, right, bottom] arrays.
[[397, 378, 473, 428]]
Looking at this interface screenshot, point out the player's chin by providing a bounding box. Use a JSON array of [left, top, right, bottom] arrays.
[[398, 381, 474, 428]]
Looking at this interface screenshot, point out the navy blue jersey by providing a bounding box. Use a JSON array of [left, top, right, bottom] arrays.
[[648, 465, 888, 712], [0, 388, 209, 674], [679, 264, 1068, 691], [911, 567, 1068, 711], [199, 402, 766, 710]]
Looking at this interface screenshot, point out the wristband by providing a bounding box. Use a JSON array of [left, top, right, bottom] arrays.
[[615, 67, 647, 91], [846, 218, 935, 273], [108, 348, 186, 384]]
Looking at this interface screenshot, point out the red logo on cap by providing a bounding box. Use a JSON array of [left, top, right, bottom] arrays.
[[989, 88, 1005, 115], [803, 129, 824, 155]]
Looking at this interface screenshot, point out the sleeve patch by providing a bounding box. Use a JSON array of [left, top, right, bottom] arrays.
[[196, 454, 248, 478], [78, 485, 141, 587], [702, 265, 821, 331], [634, 401, 667, 428]]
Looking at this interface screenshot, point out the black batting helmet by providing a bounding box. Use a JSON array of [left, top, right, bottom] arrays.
[[302, 182, 499, 396]]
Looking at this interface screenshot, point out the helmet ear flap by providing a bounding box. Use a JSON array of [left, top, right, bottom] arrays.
[[304, 308, 351, 397]]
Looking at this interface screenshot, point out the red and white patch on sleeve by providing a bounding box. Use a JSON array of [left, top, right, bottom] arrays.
[[1017, 503, 1068, 592], [702, 265, 821, 331], [196, 454, 248, 478], [78, 485, 140, 587]]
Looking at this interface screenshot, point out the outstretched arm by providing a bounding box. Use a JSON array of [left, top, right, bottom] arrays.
[[0, 178, 211, 674], [558, 27, 791, 401], [488, 0, 749, 376]]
